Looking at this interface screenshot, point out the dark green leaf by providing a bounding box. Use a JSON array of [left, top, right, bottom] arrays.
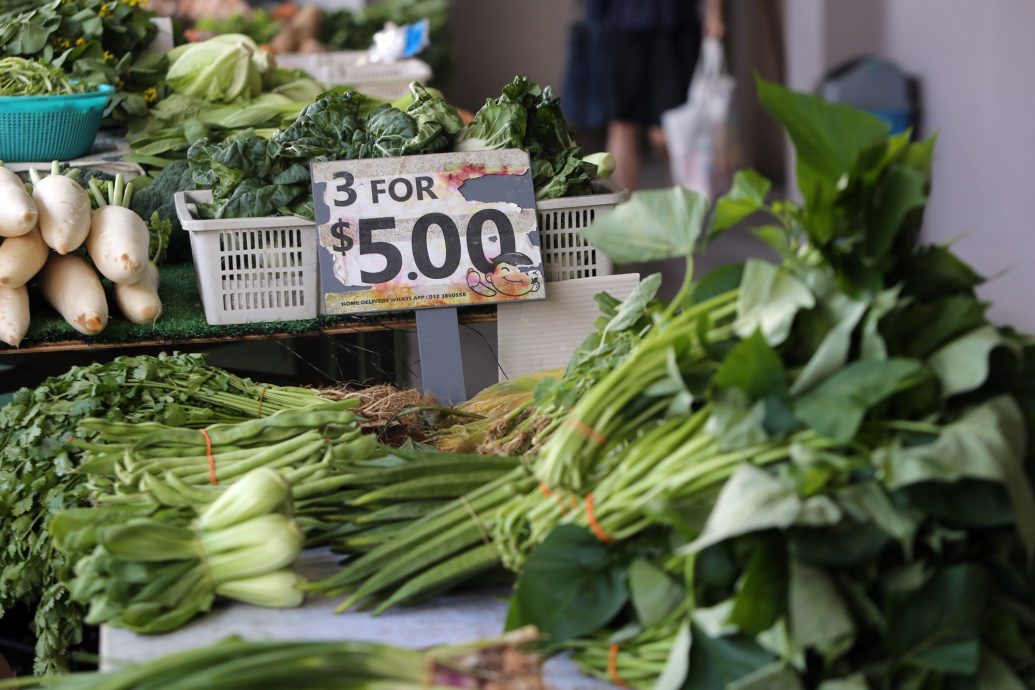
[[756, 75, 888, 185], [790, 521, 889, 567], [791, 300, 867, 395], [608, 273, 662, 332], [685, 465, 841, 554], [887, 564, 987, 675], [715, 331, 787, 399], [728, 663, 804, 690], [734, 260, 815, 345], [579, 187, 708, 263], [795, 358, 923, 442], [710, 169, 773, 236], [928, 326, 1015, 398], [629, 558, 684, 627], [680, 623, 776, 690], [728, 538, 787, 635], [788, 559, 855, 655], [691, 263, 744, 306], [865, 165, 926, 261], [903, 481, 1013, 529], [506, 525, 628, 643]]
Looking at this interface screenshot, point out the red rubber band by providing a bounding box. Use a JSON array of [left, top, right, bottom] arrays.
[[199, 429, 217, 485], [586, 493, 615, 543], [256, 387, 267, 418], [565, 418, 607, 446], [608, 643, 628, 688], [539, 483, 554, 497]]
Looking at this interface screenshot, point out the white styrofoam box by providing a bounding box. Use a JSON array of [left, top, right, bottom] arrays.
[[275, 51, 431, 100], [536, 178, 629, 282], [497, 274, 642, 381], [174, 191, 318, 325]]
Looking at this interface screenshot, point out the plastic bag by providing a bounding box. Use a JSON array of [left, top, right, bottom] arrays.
[[369, 19, 430, 63], [661, 37, 738, 197]]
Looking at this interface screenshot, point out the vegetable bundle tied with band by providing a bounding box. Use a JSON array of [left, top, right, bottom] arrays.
[[309, 77, 1035, 689], [51, 468, 305, 634], [0, 353, 326, 673]]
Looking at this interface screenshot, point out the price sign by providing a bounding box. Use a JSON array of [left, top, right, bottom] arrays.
[[311, 150, 546, 315]]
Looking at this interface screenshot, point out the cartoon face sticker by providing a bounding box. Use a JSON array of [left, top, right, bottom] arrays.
[[467, 252, 542, 298]]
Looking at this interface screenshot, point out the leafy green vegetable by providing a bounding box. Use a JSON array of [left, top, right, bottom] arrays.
[[190, 83, 462, 220], [129, 161, 196, 263], [165, 34, 270, 104], [506, 525, 628, 643], [0, 354, 324, 673], [579, 186, 708, 264], [194, 9, 281, 46], [0, 56, 86, 95], [0, 0, 162, 119], [456, 76, 596, 200]]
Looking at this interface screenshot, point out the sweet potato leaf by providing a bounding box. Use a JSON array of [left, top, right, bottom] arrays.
[[579, 187, 708, 263]]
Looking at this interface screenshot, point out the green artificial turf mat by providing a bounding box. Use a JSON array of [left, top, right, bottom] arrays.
[[7, 262, 494, 350]]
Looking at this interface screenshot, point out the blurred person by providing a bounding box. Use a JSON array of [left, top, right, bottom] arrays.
[[606, 0, 724, 190]]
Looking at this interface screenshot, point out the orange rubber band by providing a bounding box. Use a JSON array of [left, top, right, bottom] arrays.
[[539, 483, 554, 497], [199, 429, 217, 485], [565, 418, 607, 446], [586, 493, 615, 543], [608, 643, 628, 688]]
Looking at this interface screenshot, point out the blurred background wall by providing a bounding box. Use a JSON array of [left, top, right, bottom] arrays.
[[785, 0, 1035, 328]]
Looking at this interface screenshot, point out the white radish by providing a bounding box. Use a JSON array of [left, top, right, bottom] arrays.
[[0, 165, 38, 238], [115, 261, 162, 325], [38, 253, 108, 336], [87, 175, 149, 284], [0, 229, 49, 288], [0, 284, 29, 347], [31, 162, 91, 255]]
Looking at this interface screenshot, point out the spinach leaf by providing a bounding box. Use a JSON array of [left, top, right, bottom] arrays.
[[506, 525, 629, 643]]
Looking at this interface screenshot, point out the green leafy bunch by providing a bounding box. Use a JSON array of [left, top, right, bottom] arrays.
[[188, 83, 463, 220], [0, 0, 166, 119], [457, 76, 596, 200], [500, 77, 1035, 689], [0, 353, 322, 674]]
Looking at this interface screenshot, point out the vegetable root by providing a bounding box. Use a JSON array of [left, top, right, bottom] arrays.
[[0, 284, 29, 347], [38, 254, 108, 336], [0, 228, 49, 287], [0, 165, 38, 238], [31, 163, 90, 254], [87, 175, 150, 285], [115, 261, 162, 324]]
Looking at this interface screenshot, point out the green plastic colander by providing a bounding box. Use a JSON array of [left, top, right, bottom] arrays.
[[0, 83, 114, 162]]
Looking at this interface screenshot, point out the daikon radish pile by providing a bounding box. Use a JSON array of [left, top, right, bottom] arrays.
[[0, 164, 38, 238], [0, 229, 49, 287], [115, 261, 162, 325], [0, 284, 29, 347], [38, 254, 108, 336], [87, 175, 149, 285], [31, 162, 91, 254]]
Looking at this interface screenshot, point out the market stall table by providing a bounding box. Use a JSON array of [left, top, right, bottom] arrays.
[[0, 263, 495, 355], [101, 549, 616, 689]]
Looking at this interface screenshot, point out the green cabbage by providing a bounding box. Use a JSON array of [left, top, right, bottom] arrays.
[[165, 34, 270, 104]]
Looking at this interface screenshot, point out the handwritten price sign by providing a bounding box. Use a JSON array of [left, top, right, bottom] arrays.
[[311, 150, 546, 315]]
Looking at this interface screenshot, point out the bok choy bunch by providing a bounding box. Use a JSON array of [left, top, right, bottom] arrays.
[[50, 468, 305, 634]]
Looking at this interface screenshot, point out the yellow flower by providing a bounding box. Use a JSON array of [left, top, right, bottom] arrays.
[[144, 86, 158, 104], [103, 51, 115, 62], [75, 37, 86, 46], [99, 3, 111, 16]]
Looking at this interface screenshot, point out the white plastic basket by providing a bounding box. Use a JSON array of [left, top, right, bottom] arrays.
[[536, 178, 629, 282], [275, 51, 432, 101], [174, 191, 318, 325]]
